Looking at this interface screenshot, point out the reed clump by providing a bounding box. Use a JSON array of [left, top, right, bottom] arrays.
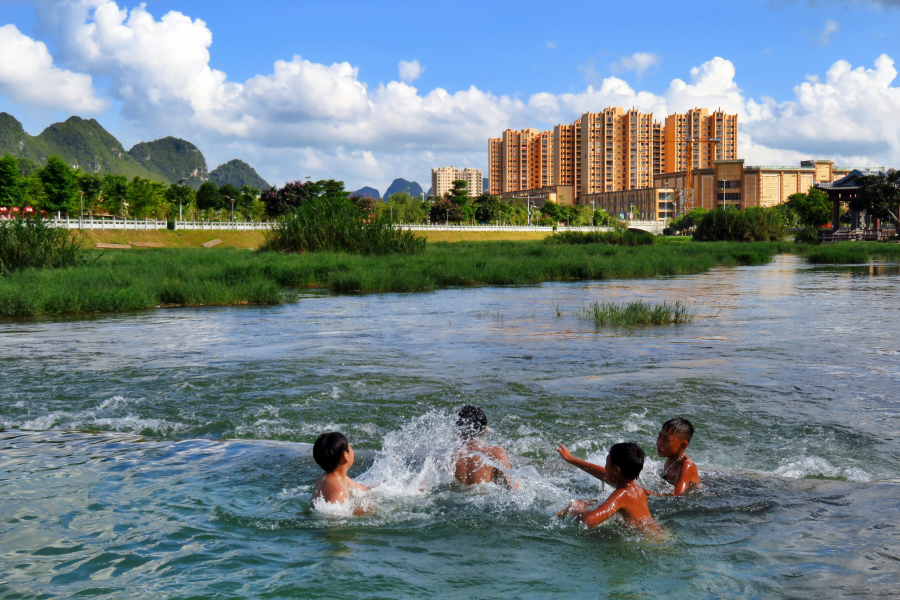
[[259, 196, 425, 255], [545, 230, 654, 246], [578, 300, 695, 327], [805, 245, 870, 264], [0, 217, 86, 275]]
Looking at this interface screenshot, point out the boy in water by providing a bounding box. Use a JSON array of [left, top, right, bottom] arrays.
[[452, 405, 518, 490], [310, 432, 370, 508], [556, 442, 659, 531], [655, 417, 700, 496]]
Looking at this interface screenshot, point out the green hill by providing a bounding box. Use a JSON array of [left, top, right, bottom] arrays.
[[128, 137, 209, 189], [0, 113, 157, 180], [209, 159, 271, 190], [0, 112, 268, 191]]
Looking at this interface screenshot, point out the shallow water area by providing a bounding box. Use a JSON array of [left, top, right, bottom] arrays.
[[1, 255, 899, 598]]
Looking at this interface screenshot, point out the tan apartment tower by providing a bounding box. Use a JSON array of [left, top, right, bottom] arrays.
[[491, 128, 556, 193], [579, 107, 657, 196], [431, 166, 484, 198], [664, 108, 738, 173]]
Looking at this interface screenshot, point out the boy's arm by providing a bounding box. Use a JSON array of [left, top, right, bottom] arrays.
[[669, 460, 699, 497], [490, 446, 519, 490], [556, 444, 610, 484], [347, 478, 371, 492], [569, 491, 623, 528]]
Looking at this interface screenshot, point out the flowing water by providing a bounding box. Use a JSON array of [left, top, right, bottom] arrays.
[[2, 255, 899, 598]]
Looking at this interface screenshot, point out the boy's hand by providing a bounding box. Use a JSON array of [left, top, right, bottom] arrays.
[[556, 444, 576, 463]]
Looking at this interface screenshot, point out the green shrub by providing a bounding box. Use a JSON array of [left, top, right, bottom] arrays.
[[545, 230, 654, 246], [794, 227, 820, 245], [693, 207, 787, 242], [0, 217, 86, 275], [806, 245, 870, 264], [260, 196, 425, 255]]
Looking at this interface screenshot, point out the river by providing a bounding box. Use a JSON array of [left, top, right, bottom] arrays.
[[1, 255, 899, 598]]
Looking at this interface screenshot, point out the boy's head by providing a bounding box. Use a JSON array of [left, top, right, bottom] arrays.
[[456, 405, 487, 440], [313, 432, 352, 472], [657, 417, 694, 458], [605, 442, 645, 482]]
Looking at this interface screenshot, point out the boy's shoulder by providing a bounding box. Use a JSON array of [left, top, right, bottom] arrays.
[[316, 472, 350, 502]]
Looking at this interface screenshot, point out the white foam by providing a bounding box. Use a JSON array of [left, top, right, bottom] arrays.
[[773, 456, 871, 482]]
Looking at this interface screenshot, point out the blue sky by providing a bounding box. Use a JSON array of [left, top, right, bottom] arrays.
[[1, 0, 899, 192]]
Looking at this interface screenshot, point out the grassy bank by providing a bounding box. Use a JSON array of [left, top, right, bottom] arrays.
[[2, 240, 897, 318], [0, 240, 789, 317], [77, 229, 550, 248]]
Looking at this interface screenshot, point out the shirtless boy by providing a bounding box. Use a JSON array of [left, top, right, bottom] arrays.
[[310, 432, 370, 508], [655, 417, 700, 496], [556, 442, 659, 532], [452, 405, 517, 489]]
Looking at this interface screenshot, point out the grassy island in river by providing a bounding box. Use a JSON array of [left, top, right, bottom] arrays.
[[1, 240, 899, 317]]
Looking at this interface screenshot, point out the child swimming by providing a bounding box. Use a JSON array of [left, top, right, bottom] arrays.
[[452, 405, 518, 490], [655, 417, 700, 496], [310, 432, 371, 509], [556, 442, 659, 532]]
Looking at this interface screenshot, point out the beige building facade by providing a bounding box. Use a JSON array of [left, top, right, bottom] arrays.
[[495, 185, 575, 208], [432, 166, 484, 198], [652, 159, 881, 211], [663, 108, 738, 173], [580, 188, 677, 221]]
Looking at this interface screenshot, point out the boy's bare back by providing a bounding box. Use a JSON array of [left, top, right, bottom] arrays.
[[453, 439, 511, 485]]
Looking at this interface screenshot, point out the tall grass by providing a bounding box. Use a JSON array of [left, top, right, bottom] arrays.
[[578, 300, 695, 326], [545, 230, 654, 246], [0, 242, 791, 317], [0, 217, 86, 275], [259, 196, 425, 255], [693, 207, 787, 242]]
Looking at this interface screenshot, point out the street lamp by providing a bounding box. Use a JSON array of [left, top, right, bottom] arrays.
[[176, 178, 187, 221], [78, 191, 84, 229], [446, 208, 449, 226], [229, 197, 235, 223]]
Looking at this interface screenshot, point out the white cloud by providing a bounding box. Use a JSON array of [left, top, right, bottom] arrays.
[[398, 59, 424, 84], [546, 41, 557, 49], [609, 52, 661, 78], [0, 24, 107, 112], [810, 18, 839, 45], [4, 0, 900, 192]]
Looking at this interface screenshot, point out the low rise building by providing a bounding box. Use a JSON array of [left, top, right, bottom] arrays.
[[579, 188, 676, 221], [432, 166, 483, 198], [652, 160, 883, 211], [495, 185, 575, 209]]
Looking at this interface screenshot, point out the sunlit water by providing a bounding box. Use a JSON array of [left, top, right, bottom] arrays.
[[2, 255, 899, 598]]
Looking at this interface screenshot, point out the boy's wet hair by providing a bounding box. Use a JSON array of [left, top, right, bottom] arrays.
[[313, 432, 349, 473], [661, 417, 694, 443], [456, 405, 487, 440], [608, 442, 645, 481]]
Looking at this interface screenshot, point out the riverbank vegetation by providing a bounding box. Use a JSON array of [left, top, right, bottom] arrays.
[[578, 300, 695, 327], [545, 230, 654, 246], [692, 206, 788, 242], [0, 240, 792, 317], [0, 216, 86, 274]]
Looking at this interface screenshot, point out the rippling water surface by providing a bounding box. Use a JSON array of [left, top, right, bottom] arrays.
[[2, 256, 899, 598]]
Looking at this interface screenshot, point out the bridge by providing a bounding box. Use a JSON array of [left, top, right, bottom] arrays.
[[625, 220, 667, 235]]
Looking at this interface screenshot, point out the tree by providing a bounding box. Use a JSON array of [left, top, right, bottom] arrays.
[[38, 156, 78, 214], [446, 180, 474, 222], [238, 185, 259, 217], [128, 177, 168, 219], [429, 197, 463, 223], [101, 174, 129, 216], [786, 188, 832, 228], [77, 172, 103, 215], [0, 153, 24, 207], [165, 182, 196, 217], [377, 191, 427, 223], [196, 181, 224, 211], [219, 183, 241, 215], [261, 179, 349, 217], [473, 193, 503, 223], [854, 171, 900, 229]]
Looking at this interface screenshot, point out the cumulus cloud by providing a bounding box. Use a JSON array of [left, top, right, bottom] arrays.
[[398, 60, 424, 84], [3, 0, 899, 190], [609, 52, 661, 78], [0, 23, 107, 112]]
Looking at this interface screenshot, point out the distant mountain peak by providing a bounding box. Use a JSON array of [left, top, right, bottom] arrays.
[[209, 159, 271, 190], [384, 178, 423, 200], [354, 186, 381, 199]]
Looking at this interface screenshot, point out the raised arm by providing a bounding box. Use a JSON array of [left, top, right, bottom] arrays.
[[347, 478, 371, 492], [556, 444, 610, 485], [490, 446, 519, 490]]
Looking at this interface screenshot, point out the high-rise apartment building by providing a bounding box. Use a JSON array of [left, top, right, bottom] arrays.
[[431, 166, 484, 197], [488, 107, 737, 203], [664, 108, 738, 173]]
